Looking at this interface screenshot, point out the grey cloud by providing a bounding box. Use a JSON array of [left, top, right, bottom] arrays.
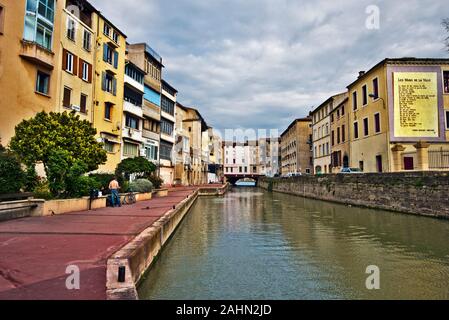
[[90, 0, 448, 132]]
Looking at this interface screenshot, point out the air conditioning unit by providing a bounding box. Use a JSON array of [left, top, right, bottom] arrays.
[[71, 104, 80, 112]]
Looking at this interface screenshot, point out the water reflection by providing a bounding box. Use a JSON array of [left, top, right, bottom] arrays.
[[138, 187, 449, 300]]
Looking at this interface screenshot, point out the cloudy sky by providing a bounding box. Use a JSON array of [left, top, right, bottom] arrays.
[[91, 0, 448, 133]]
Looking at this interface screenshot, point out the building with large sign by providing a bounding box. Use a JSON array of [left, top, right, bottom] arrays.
[[347, 58, 449, 172]]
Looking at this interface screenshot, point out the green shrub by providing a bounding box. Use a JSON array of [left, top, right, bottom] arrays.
[[115, 157, 156, 181], [67, 176, 100, 198], [129, 179, 153, 193], [24, 166, 39, 192], [89, 173, 115, 193], [0, 151, 25, 194], [33, 180, 53, 200], [148, 174, 163, 189]]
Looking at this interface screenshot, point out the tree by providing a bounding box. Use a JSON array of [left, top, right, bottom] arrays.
[[10, 111, 107, 172], [115, 157, 156, 182], [443, 19, 449, 52], [0, 149, 25, 194]]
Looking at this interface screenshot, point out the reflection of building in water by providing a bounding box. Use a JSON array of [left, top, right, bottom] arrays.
[[274, 191, 449, 299]]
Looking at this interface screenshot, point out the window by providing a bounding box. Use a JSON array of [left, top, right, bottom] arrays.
[[161, 95, 175, 115], [81, 61, 89, 81], [63, 86, 71, 107], [104, 141, 114, 153], [123, 142, 138, 157], [362, 85, 368, 106], [342, 125, 346, 142], [160, 142, 173, 160], [103, 44, 117, 67], [104, 103, 112, 120], [124, 87, 143, 106], [374, 113, 381, 133], [112, 31, 119, 44], [373, 78, 379, 98], [331, 131, 335, 146], [103, 22, 111, 37], [102, 72, 116, 95], [0, 4, 5, 35], [341, 105, 345, 116], [352, 91, 358, 110], [353, 121, 359, 139], [337, 127, 341, 144], [24, 0, 55, 50], [80, 94, 87, 113], [445, 111, 449, 130], [83, 30, 91, 51], [36, 71, 49, 94], [66, 17, 75, 40], [161, 119, 174, 136], [125, 114, 139, 129], [65, 51, 74, 73], [144, 85, 161, 106], [330, 113, 334, 123], [363, 118, 369, 136], [125, 64, 144, 84], [145, 145, 158, 161]]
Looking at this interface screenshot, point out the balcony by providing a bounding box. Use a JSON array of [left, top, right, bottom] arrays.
[[19, 40, 54, 69], [123, 101, 143, 118]]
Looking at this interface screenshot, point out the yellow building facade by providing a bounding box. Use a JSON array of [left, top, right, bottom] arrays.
[[57, 0, 96, 122], [0, 0, 63, 146], [92, 14, 126, 172], [348, 58, 449, 172]]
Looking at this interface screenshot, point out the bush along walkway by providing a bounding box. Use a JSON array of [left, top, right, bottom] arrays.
[[0, 187, 202, 300]]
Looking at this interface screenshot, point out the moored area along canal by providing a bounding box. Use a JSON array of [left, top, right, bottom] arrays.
[[138, 187, 449, 300]]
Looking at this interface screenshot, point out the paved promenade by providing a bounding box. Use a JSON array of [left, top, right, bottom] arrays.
[[0, 186, 217, 300]]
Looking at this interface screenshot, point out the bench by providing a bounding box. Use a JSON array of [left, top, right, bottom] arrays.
[[0, 192, 34, 202]]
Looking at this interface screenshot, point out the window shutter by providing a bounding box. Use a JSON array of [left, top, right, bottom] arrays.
[[88, 63, 92, 83], [112, 77, 117, 96], [78, 58, 83, 79], [113, 51, 119, 69], [73, 55, 78, 76], [103, 43, 108, 62], [101, 71, 106, 91], [62, 49, 68, 70]]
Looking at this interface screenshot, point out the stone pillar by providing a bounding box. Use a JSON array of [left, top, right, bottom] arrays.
[[414, 141, 430, 171], [391, 144, 406, 172]]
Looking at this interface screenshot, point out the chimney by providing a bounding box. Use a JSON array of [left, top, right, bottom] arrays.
[[358, 71, 366, 78]]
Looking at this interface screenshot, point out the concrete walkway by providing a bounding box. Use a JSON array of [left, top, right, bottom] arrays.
[[0, 186, 211, 300]]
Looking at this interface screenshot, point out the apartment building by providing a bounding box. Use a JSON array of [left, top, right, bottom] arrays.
[[93, 13, 127, 172], [258, 137, 281, 177], [347, 58, 449, 172], [280, 118, 313, 176], [159, 80, 177, 185], [330, 97, 350, 173], [311, 93, 347, 174], [127, 43, 163, 168], [58, 0, 96, 122], [173, 102, 191, 185], [183, 107, 209, 185], [224, 141, 259, 177], [208, 132, 223, 183], [121, 60, 145, 159], [0, 0, 64, 145]]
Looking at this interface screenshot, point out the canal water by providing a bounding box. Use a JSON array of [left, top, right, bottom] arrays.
[[138, 187, 449, 300]]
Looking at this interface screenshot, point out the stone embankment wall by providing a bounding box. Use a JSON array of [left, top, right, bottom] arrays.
[[106, 184, 230, 300], [258, 172, 449, 219]]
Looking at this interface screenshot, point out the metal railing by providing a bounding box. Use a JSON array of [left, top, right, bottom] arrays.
[[429, 150, 449, 169]]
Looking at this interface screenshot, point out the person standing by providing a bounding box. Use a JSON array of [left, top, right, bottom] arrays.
[[108, 177, 121, 207]]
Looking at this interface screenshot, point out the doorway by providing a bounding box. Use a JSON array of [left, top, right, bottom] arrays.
[[404, 157, 414, 170], [376, 155, 383, 173]]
